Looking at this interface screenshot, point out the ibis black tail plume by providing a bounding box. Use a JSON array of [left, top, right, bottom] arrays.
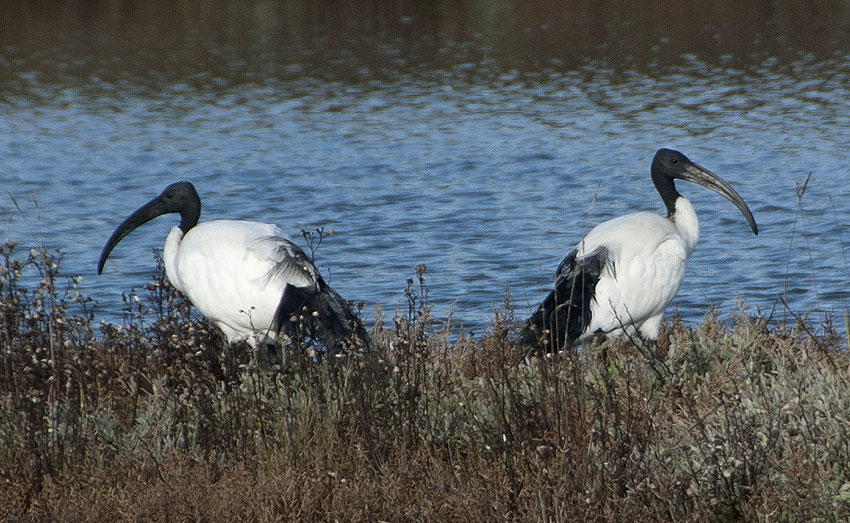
[[520, 247, 607, 352], [274, 281, 369, 353]]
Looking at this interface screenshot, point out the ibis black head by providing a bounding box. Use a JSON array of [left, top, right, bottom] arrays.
[[651, 148, 758, 235], [97, 181, 201, 274]]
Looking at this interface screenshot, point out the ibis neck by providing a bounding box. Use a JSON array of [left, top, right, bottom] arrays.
[[652, 172, 681, 218], [179, 205, 200, 235]]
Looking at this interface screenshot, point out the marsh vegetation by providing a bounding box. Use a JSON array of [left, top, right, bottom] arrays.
[[2, 240, 849, 521]]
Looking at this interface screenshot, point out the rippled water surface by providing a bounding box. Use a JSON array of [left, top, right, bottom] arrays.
[[3, 1, 850, 334]]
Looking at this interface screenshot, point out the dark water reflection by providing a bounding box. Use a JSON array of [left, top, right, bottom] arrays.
[[3, 0, 850, 334], [4, 1, 850, 92]]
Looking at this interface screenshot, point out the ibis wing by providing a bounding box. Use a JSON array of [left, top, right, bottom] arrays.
[[259, 234, 368, 350], [554, 245, 610, 289], [553, 245, 609, 334], [260, 235, 322, 291]]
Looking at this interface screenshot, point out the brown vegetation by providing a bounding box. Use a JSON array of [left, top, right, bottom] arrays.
[[2, 240, 850, 522]]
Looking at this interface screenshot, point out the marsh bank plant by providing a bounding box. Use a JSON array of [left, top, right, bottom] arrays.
[[1, 238, 850, 521]]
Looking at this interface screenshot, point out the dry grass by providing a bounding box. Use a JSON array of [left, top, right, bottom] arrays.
[[2, 239, 850, 522]]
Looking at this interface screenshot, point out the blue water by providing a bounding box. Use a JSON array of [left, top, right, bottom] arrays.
[[3, 1, 850, 336]]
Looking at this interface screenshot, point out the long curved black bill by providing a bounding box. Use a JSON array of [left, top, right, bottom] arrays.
[[97, 197, 169, 274], [680, 163, 759, 235]]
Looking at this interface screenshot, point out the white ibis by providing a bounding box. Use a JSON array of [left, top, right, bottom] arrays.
[[97, 181, 367, 352], [522, 148, 758, 350]]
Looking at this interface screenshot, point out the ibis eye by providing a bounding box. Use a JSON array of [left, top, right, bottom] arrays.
[[671, 158, 678, 164]]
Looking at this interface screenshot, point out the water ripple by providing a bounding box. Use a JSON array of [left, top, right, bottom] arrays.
[[3, 1, 850, 335]]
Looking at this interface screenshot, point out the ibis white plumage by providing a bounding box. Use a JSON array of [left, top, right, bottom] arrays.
[[522, 148, 758, 350], [98, 181, 367, 351]]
